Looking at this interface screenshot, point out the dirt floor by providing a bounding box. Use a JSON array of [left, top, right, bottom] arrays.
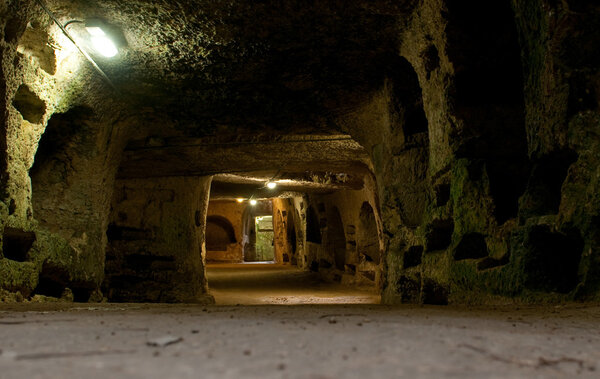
[[0, 264, 599, 378]]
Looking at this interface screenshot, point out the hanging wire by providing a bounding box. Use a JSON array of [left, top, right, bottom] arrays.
[[34, 0, 119, 93]]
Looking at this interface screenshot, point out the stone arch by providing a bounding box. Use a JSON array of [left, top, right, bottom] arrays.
[[205, 215, 237, 251], [357, 202, 380, 264], [327, 206, 346, 270]]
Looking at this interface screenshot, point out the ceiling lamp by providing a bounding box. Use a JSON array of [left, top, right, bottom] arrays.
[[86, 25, 118, 57], [236, 198, 245, 203], [249, 199, 258, 206], [266, 182, 277, 189]]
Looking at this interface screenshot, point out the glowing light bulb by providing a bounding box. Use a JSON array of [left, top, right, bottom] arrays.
[[86, 26, 118, 57], [266, 182, 277, 189], [86, 27, 105, 37], [236, 198, 245, 203], [250, 199, 257, 206], [91, 35, 118, 57]]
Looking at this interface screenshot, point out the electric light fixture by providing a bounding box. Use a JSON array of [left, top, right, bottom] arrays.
[[86, 25, 118, 57]]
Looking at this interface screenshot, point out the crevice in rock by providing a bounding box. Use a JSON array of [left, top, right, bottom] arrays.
[[397, 274, 420, 303], [434, 182, 451, 207], [422, 278, 448, 305], [2, 227, 36, 262], [519, 149, 579, 219], [385, 57, 430, 227], [30, 106, 94, 177], [318, 259, 332, 269], [71, 287, 93, 303], [4, 15, 27, 43], [306, 206, 321, 244], [29, 107, 96, 227], [523, 226, 584, 293], [421, 44, 440, 79], [477, 254, 509, 271], [403, 245, 423, 268], [453, 233, 488, 260], [33, 263, 68, 298], [8, 199, 16, 215], [487, 159, 531, 224], [446, 0, 529, 225], [12, 85, 46, 124], [389, 56, 429, 141], [425, 219, 454, 252], [567, 71, 598, 117], [358, 202, 380, 264]]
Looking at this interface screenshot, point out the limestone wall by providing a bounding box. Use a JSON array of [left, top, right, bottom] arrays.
[[0, 0, 133, 301], [335, 0, 600, 304], [103, 176, 213, 303]]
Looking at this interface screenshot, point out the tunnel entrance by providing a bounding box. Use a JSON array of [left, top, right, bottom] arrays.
[[104, 133, 380, 304]]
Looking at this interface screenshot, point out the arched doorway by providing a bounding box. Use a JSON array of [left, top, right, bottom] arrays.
[[205, 215, 237, 251]]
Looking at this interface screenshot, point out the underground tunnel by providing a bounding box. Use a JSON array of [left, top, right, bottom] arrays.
[[1, 0, 600, 377]]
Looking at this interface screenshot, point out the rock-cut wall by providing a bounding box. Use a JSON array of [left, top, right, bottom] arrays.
[[0, 0, 131, 301], [337, 0, 600, 304], [103, 176, 214, 303]]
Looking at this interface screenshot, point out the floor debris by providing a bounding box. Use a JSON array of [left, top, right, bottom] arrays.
[[146, 336, 184, 347]]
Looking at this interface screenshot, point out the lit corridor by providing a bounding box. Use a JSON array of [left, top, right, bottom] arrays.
[[206, 263, 379, 305]]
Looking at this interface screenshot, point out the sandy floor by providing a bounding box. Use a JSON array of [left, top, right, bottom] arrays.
[[0, 264, 599, 378]]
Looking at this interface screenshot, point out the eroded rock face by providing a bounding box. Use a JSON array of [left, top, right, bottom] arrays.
[[0, 0, 599, 303], [375, 0, 600, 304]]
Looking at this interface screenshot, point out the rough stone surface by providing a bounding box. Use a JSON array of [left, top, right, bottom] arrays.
[[0, 0, 599, 305], [104, 176, 213, 303]]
